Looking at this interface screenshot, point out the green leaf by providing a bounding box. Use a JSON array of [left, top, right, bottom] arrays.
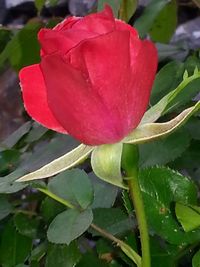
[[124, 102, 200, 144], [77, 252, 108, 267], [0, 29, 12, 53], [149, 0, 177, 43], [91, 143, 127, 189], [193, 250, 200, 267], [35, 0, 46, 12], [139, 166, 200, 245], [185, 117, 200, 140], [98, 0, 121, 17], [91, 208, 133, 236], [14, 213, 39, 238], [17, 144, 94, 182], [0, 22, 42, 71], [142, 69, 200, 124], [1, 122, 31, 149], [139, 129, 191, 167], [48, 169, 94, 209], [25, 122, 48, 143], [119, 0, 138, 22], [0, 169, 27, 194], [41, 197, 66, 223], [0, 149, 21, 175], [0, 220, 32, 266], [150, 237, 179, 267], [171, 140, 200, 169], [89, 172, 118, 209], [175, 203, 200, 232], [0, 196, 13, 220], [150, 61, 184, 105], [30, 242, 47, 262], [45, 242, 81, 267], [47, 209, 93, 245], [134, 0, 169, 38]]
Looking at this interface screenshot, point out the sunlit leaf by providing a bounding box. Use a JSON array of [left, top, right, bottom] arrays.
[[175, 203, 200, 232]]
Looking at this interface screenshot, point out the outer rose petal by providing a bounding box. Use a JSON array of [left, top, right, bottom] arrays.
[[41, 53, 125, 145], [72, 5, 115, 34], [68, 30, 157, 135], [54, 16, 80, 31], [38, 28, 97, 56], [126, 38, 158, 131], [68, 30, 132, 135], [115, 19, 138, 37], [38, 6, 116, 57], [19, 64, 67, 134]]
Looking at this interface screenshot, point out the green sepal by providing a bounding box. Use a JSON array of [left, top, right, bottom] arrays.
[[91, 143, 128, 189], [123, 101, 200, 144], [17, 144, 94, 182]]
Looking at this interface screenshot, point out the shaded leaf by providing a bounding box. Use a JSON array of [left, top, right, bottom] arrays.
[[91, 208, 133, 236], [0, 196, 13, 220], [77, 252, 108, 267], [89, 172, 118, 209], [14, 213, 39, 238], [1, 122, 31, 149], [0, 169, 27, 194], [0, 220, 32, 266], [48, 169, 94, 209], [47, 209, 93, 245], [45, 242, 81, 267], [139, 129, 191, 167], [0, 149, 21, 175], [41, 197, 66, 223]]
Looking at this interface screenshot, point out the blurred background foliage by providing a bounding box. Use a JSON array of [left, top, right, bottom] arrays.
[[0, 0, 200, 266]]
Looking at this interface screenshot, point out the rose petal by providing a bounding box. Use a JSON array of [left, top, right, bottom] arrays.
[[115, 19, 138, 37], [38, 28, 97, 56], [38, 6, 117, 57], [68, 30, 132, 135], [41, 53, 124, 145], [72, 5, 115, 34], [54, 16, 80, 31], [68, 30, 157, 134], [19, 64, 67, 134], [125, 38, 158, 131]]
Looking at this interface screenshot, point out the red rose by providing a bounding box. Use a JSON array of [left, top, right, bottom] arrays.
[[19, 6, 157, 145]]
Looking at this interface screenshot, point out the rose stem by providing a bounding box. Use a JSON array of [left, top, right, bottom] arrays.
[[122, 144, 151, 267], [36, 186, 141, 266]]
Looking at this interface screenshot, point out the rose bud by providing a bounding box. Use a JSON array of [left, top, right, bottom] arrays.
[[19, 5, 157, 145]]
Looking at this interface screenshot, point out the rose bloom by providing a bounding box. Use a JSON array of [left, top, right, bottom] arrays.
[[19, 6, 157, 145]]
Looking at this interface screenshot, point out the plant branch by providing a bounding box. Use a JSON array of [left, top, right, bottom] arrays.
[[122, 144, 151, 267], [37, 186, 141, 266], [91, 223, 141, 266]]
